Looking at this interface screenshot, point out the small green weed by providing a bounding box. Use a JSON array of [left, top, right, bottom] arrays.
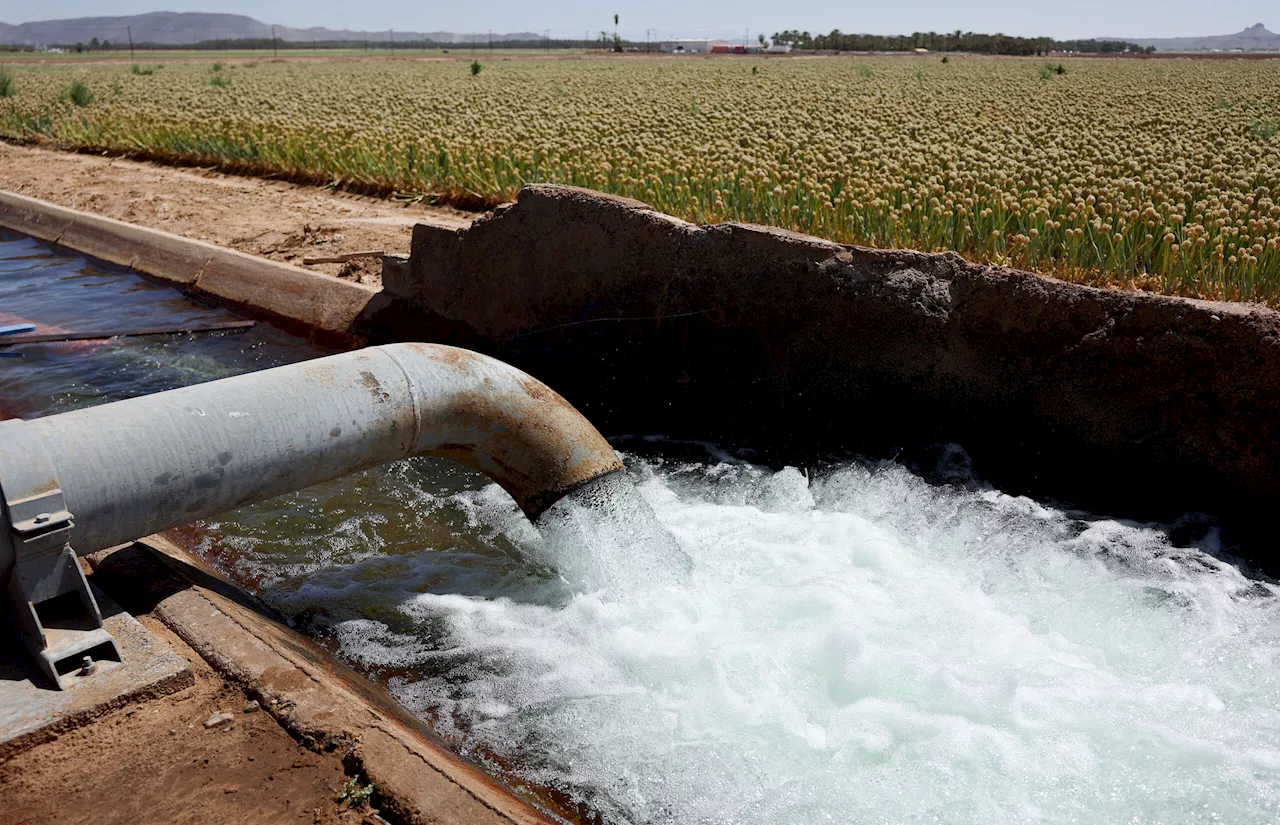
[[1039, 62, 1068, 79], [211, 62, 224, 73], [209, 74, 231, 88], [1249, 119, 1278, 141], [130, 63, 154, 76], [0, 69, 14, 98], [66, 80, 93, 106], [858, 64, 873, 78], [335, 776, 375, 807], [470, 60, 482, 76]]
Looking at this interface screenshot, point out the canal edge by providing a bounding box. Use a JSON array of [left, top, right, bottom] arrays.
[[125, 534, 556, 825], [0, 189, 380, 344]]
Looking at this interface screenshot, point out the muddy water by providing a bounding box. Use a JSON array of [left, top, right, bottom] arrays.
[[6, 233, 1280, 824]]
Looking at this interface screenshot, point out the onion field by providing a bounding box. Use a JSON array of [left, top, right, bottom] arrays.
[[1, 55, 1278, 302]]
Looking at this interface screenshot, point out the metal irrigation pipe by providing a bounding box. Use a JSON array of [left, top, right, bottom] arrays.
[[0, 343, 623, 686]]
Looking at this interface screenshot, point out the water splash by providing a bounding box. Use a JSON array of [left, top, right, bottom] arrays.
[[535, 470, 694, 594], [322, 456, 1280, 825]]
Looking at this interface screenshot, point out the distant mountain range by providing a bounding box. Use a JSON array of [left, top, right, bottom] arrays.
[[2, 13, 1278, 52], [1100, 23, 1280, 52], [0, 12, 540, 46]]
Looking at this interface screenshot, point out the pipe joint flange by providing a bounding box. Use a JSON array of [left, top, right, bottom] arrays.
[[0, 419, 75, 584], [0, 419, 110, 690]]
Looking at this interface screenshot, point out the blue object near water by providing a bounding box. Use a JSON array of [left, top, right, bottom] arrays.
[[0, 324, 36, 355]]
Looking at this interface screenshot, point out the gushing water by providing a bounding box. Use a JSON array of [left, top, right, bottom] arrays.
[[272, 455, 1280, 825], [535, 470, 693, 593]]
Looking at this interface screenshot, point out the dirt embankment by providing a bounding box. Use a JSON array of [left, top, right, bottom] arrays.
[[0, 142, 473, 287], [0, 614, 373, 825]]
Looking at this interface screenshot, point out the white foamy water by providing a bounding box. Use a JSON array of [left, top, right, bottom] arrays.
[[314, 456, 1280, 824]]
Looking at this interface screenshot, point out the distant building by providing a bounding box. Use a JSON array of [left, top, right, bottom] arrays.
[[659, 39, 730, 54]]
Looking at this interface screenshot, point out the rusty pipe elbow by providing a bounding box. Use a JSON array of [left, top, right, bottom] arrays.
[[382, 343, 624, 519]]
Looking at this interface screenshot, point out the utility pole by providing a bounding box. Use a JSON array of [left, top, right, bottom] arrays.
[[488, 30, 492, 51], [127, 25, 134, 60], [272, 25, 278, 58], [389, 29, 394, 53]]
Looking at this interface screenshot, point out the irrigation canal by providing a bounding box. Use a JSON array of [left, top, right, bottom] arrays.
[[3, 230, 1278, 824]]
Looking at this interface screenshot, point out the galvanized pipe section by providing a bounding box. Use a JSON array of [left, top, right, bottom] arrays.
[[0, 343, 623, 573]]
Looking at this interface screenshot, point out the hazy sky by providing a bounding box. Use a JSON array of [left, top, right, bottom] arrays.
[[4, 0, 1274, 42]]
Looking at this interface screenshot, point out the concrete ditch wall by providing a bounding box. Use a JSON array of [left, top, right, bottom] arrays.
[[0, 190, 379, 342], [6, 184, 1278, 555], [379, 184, 1280, 552]]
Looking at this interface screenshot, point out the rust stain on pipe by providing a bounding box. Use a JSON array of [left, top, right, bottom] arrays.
[[387, 342, 624, 520]]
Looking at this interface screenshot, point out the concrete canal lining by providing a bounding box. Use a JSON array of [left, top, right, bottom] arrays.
[[0, 190, 381, 341], [5, 182, 1280, 820], [4, 182, 1280, 819], [379, 184, 1280, 559], [122, 535, 552, 825]]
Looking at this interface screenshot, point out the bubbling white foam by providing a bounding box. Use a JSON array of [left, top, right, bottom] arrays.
[[334, 458, 1280, 824]]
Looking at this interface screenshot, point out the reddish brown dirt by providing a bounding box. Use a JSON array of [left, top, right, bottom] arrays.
[[0, 141, 473, 287], [0, 618, 378, 825]]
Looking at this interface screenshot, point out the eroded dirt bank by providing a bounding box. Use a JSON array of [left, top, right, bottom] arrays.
[[0, 142, 472, 286]]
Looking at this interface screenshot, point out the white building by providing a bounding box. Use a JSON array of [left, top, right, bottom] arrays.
[[659, 39, 730, 54]]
